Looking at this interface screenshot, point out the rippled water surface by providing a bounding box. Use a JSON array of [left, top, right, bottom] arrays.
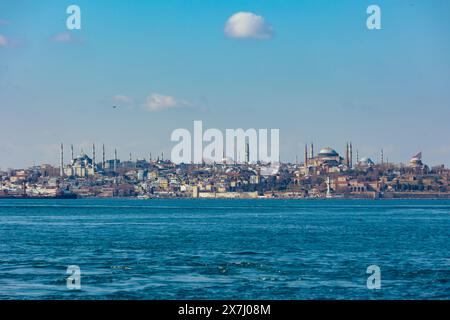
[[0, 199, 449, 299]]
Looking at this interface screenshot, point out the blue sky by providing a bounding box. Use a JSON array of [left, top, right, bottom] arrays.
[[1, 0, 450, 168]]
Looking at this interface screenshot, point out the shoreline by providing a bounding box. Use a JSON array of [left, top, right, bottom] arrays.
[[2, 195, 450, 200]]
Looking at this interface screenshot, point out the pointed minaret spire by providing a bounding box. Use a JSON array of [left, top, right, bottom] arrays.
[[60, 143, 64, 177], [350, 142, 353, 168], [346, 142, 350, 167], [102, 144, 105, 169], [92, 143, 96, 167], [71, 144, 74, 161], [304, 144, 308, 166], [245, 142, 250, 164], [114, 148, 118, 173]]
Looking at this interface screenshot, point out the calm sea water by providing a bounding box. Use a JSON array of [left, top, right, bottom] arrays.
[[0, 199, 449, 300]]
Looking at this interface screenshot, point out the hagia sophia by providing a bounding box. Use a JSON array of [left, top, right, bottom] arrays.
[[300, 142, 425, 175], [301, 143, 354, 175]]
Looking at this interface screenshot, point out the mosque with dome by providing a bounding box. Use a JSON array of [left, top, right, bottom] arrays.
[[298, 141, 429, 179], [301, 143, 354, 174], [64, 151, 96, 177]]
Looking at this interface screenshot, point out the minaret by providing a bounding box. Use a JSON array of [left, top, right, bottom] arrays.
[[92, 143, 96, 167], [114, 148, 117, 173], [304, 144, 308, 166], [310, 142, 314, 159], [129, 153, 132, 162], [356, 149, 359, 164], [245, 142, 250, 164], [345, 142, 350, 167], [60, 143, 64, 177], [381, 149, 384, 166], [71, 144, 74, 161], [350, 142, 353, 168], [102, 144, 105, 170]]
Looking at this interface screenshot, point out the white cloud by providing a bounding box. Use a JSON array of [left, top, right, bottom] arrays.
[[145, 93, 190, 112], [224, 12, 273, 39], [112, 94, 133, 104], [0, 35, 7, 47]]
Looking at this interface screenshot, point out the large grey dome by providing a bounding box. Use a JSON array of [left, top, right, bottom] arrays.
[[318, 147, 338, 157]]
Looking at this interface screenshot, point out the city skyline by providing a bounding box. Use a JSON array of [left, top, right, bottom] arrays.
[[2, 140, 432, 171], [1, 0, 450, 168], [0, 136, 442, 170], [2, 137, 447, 201]]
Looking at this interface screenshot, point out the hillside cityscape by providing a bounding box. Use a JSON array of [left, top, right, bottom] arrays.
[[1, 142, 449, 199]]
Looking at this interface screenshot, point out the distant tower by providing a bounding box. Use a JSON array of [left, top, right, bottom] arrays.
[[60, 143, 64, 177], [345, 142, 350, 167], [149, 153, 152, 162], [381, 149, 384, 166], [102, 144, 105, 169], [129, 153, 132, 162], [114, 148, 117, 173], [350, 142, 353, 168], [310, 142, 314, 159], [304, 144, 308, 166], [92, 143, 96, 167], [356, 149, 359, 164], [245, 142, 250, 164], [71, 144, 74, 161]]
